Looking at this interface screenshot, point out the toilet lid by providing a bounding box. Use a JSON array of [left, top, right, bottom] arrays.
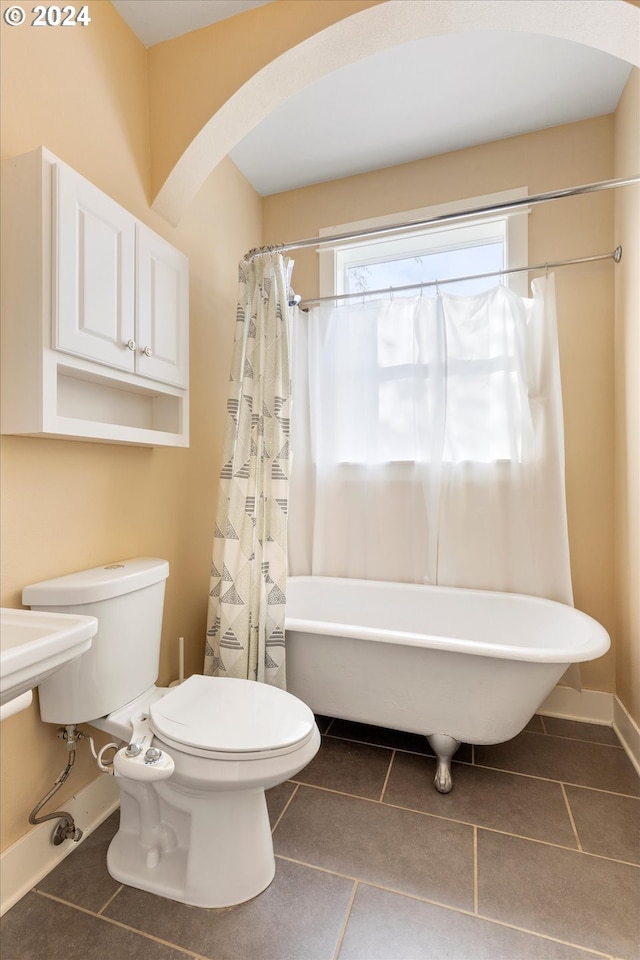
[[149, 675, 316, 759]]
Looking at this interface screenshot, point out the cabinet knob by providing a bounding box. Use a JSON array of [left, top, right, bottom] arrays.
[[125, 339, 136, 351], [141, 346, 153, 358]]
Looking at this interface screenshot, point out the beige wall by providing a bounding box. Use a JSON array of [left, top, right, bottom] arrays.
[[614, 68, 640, 726], [263, 116, 618, 695], [0, 2, 262, 851]]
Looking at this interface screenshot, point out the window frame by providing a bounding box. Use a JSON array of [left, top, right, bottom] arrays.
[[318, 188, 530, 301], [311, 190, 531, 468]]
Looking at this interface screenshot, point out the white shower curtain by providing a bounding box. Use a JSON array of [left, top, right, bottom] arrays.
[[289, 276, 573, 607], [204, 252, 293, 688]]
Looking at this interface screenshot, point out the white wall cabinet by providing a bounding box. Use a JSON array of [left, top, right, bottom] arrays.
[[135, 223, 189, 389], [1, 147, 189, 446], [54, 160, 137, 375]]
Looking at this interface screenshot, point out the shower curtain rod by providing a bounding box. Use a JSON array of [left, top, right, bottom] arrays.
[[248, 175, 638, 261], [293, 245, 623, 307]]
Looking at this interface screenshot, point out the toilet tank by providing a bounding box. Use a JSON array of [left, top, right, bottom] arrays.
[[22, 558, 169, 725]]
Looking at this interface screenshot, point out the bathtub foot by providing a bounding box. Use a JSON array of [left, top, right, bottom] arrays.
[[427, 734, 461, 794]]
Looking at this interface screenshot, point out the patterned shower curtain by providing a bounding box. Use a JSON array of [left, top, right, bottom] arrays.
[[204, 252, 293, 688]]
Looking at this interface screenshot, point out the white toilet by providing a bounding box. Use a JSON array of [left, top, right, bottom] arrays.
[[23, 557, 320, 908]]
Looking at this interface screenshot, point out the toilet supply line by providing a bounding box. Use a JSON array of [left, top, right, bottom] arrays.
[[83, 729, 120, 773], [25, 629, 186, 849], [28, 724, 120, 846], [28, 725, 84, 845]]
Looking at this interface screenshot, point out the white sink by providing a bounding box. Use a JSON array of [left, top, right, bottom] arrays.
[[0, 608, 97, 717]]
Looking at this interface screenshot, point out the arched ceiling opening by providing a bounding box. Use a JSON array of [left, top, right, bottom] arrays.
[[151, 0, 640, 225]]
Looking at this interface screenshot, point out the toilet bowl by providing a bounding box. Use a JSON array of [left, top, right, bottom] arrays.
[[23, 558, 321, 909], [100, 675, 320, 908]]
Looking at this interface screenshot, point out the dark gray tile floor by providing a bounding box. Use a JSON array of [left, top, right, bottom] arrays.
[[2, 715, 639, 960]]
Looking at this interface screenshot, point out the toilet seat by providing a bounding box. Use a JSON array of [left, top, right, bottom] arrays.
[[149, 674, 317, 761]]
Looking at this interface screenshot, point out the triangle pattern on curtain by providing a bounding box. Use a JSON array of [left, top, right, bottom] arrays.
[[204, 253, 293, 688]]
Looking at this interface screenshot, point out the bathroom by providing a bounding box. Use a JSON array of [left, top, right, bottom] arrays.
[[0, 0, 638, 957]]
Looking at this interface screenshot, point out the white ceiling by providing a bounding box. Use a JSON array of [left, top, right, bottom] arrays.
[[112, 1, 633, 198], [111, 0, 271, 47]]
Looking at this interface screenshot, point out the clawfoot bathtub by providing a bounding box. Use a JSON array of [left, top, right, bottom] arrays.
[[284, 577, 610, 793]]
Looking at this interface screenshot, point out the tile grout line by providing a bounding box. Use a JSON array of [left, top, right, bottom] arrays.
[[378, 748, 396, 802], [275, 852, 474, 913], [96, 883, 124, 916], [271, 782, 300, 834], [473, 825, 479, 915], [273, 855, 612, 959], [33, 890, 206, 959], [285, 781, 640, 868], [524, 729, 624, 750], [561, 782, 584, 852], [331, 880, 359, 960], [470, 760, 639, 798], [535, 716, 624, 751]]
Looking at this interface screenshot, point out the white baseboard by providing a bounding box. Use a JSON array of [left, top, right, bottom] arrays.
[[0, 773, 119, 917], [539, 686, 640, 777], [613, 696, 640, 777], [539, 686, 615, 724]]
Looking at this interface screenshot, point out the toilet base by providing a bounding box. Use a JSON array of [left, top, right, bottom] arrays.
[[108, 780, 276, 908]]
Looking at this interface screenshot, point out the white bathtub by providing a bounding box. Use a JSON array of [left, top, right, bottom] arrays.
[[284, 576, 610, 791]]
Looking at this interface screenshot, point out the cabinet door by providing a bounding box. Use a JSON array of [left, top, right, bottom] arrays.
[[136, 224, 189, 388], [54, 163, 136, 371]]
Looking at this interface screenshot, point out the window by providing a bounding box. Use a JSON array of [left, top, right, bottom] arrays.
[[320, 189, 529, 299], [340, 219, 506, 299], [316, 190, 530, 464]]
